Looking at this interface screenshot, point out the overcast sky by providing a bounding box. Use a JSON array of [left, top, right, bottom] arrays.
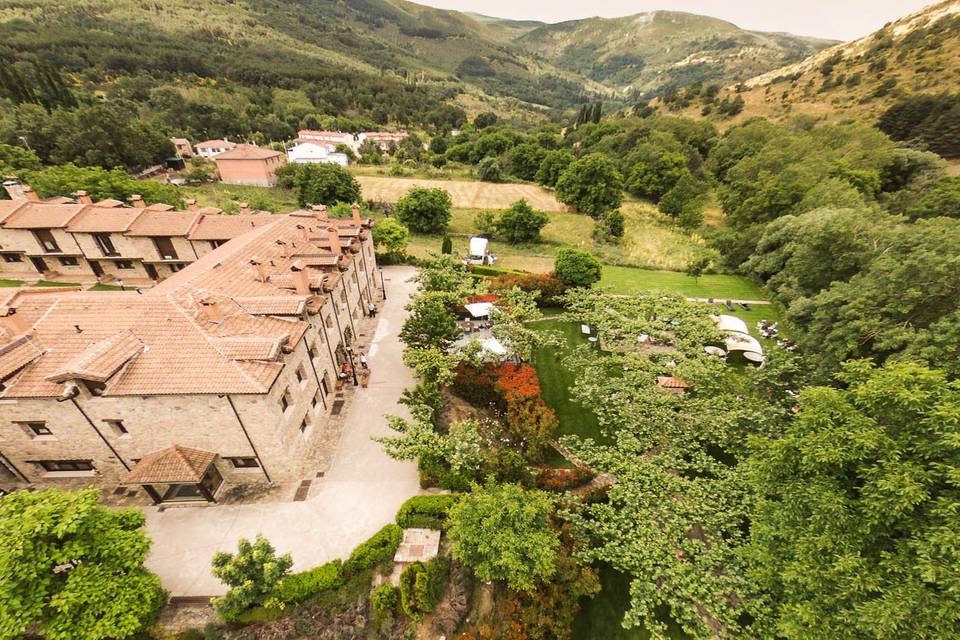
[[415, 0, 934, 40]]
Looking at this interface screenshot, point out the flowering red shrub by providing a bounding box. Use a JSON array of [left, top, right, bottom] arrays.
[[495, 364, 541, 399], [488, 272, 568, 307], [534, 466, 592, 491]]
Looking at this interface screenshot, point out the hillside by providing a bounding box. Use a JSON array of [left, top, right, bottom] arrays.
[[516, 11, 835, 99], [0, 0, 603, 111], [663, 0, 960, 126]]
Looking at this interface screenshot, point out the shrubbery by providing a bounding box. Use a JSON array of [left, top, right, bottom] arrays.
[[371, 584, 400, 619], [342, 524, 403, 576], [273, 560, 343, 605], [489, 272, 568, 307], [399, 557, 450, 619], [395, 494, 461, 529]]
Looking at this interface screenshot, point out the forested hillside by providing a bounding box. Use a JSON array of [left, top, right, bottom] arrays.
[[517, 11, 834, 99]]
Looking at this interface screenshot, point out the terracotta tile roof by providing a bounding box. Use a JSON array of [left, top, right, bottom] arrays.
[[145, 203, 175, 211], [0, 335, 44, 379], [234, 296, 307, 316], [171, 137, 190, 145], [657, 376, 690, 389], [94, 198, 125, 208], [123, 445, 216, 485], [212, 336, 281, 360], [215, 144, 283, 161], [45, 196, 76, 205], [46, 329, 144, 383], [196, 139, 236, 149], [0, 200, 27, 224], [187, 214, 274, 241], [124, 210, 200, 236], [0, 291, 306, 398], [66, 206, 143, 233], [1, 203, 85, 229]]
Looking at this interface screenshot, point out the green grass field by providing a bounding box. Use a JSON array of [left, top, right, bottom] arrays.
[[600, 267, 766, 300], [573, 565, 690, 640], [0, 279, 23, 287], [531, 318, 607, 466]]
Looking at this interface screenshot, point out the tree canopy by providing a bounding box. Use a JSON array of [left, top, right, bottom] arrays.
[[555, 153, 623, 216], [396, 186, 453, 234], [0, 489, 166, 640], [293, 163, 362, 207]]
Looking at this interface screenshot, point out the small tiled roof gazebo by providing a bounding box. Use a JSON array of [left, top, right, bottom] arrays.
[[122, 445, 221, 504]]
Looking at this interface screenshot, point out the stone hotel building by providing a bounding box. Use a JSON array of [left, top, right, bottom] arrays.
[[0, 200, 381, 504]]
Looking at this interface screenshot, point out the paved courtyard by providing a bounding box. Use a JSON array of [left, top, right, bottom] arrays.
[[143, 266, 421, 596]]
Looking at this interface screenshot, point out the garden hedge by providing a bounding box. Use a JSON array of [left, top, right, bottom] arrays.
[[342, 524, 403, 575], [395, 494, 461, 529], [274, 559, 343, 604]]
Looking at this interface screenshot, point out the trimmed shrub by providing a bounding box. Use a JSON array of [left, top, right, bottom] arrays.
[[274, 560, 343, 604], [469, 265, 528, 277], [371, 584, 400, 619], [395, 494, 461, 529], [342, 524, 403, 575], [488, 272, 568, 307], [400, 557, 450, 619]]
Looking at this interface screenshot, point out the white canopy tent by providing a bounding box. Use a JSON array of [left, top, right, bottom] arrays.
[[480, 337, 508, 356], [465, 302, 495, 318], [713, 314, 749, 335]]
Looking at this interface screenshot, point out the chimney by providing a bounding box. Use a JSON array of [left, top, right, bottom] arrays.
[[296, 224, 309, 244], [3, 180, 27, 200], [327, 227, 341, 254], [73, 190, 93, 205], [238, 202, 250, 214], [198, 299, 225, 323], [130, 194, 145, 209], [249, 256, 268, 283], [312, 204, 326, 222], [351, 202, 362, 224], [1, 309, 28, 337], [22, 186, 40, 202], [290, 261, 311, 296], [185, 198, 198, 211]]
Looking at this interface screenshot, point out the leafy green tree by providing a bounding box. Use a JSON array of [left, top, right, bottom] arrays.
[[474, 209, 497, 237], [506, 142, 547, 181], [0, 489, 166, 640], [372, 217, 410, 255], [396, 186, 453, 233], [448, 482, 559, 592], [477, 156, 503, 183], [905, 176, 960, 219], [684, 255, 710, 284], [626, 151, 690, 201], [658, 173, 708, 227], [441, 235, 453, 254], [211, 535, 292, 621], [535, 149, 574, 187], [555, 153, 623, 216], [554, 248, 602, 287], [0, 143, 41, 176], [474, 111, 499, 129], [293, 162, 361, 207], [490, 287, 559, 362], [788, 217, 960, 376], [411, 253, 476, 297], [591, 209, 625, 243], [28, 164, 183, 207], [746, 360, 960, 640], [495, 199, 550, 244], [400, 291, 461, 350]]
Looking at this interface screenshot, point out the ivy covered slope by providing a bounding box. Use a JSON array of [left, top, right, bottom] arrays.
[[670, 0, 960, 128]]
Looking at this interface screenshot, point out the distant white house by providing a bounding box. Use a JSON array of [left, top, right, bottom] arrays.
[[195, 139, 236, 158], [358, 131, 409, 151], [297, 129, 356, 151], [287, 141, 349, 166]]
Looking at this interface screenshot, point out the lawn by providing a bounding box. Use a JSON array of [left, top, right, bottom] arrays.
[[88, 283, 126, 291], [573, 565, 690, 640], [600, 267, 766, 300], [181, 183, 298, 213], [31, 280, 81, 287], [531, 318, 608, 466], [0, 279, 23, 287]]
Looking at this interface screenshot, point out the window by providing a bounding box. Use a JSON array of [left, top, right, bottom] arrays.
[[33, 460, 94, 472], [211, 239, 227, 249], [104, 419, 128, 435], [307, 343, 317, 360], [311, 391, 319, 408], [93, 233, 118, 256], [116, 260, 134, 269], [19, 421, 52, 437], [226, 457, 260, 469], [153, 237, 179, 260], [2, 253, 22, 263], [280, 388, 291, 412], [58, 256, 78, 266], [295, 366, 305, 383], [32, 229, 60, 253], [318, 329, 326, 344], [299, 414, 311, 433], [340, 290, 348, 304], [169, 263, 184, 273]]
